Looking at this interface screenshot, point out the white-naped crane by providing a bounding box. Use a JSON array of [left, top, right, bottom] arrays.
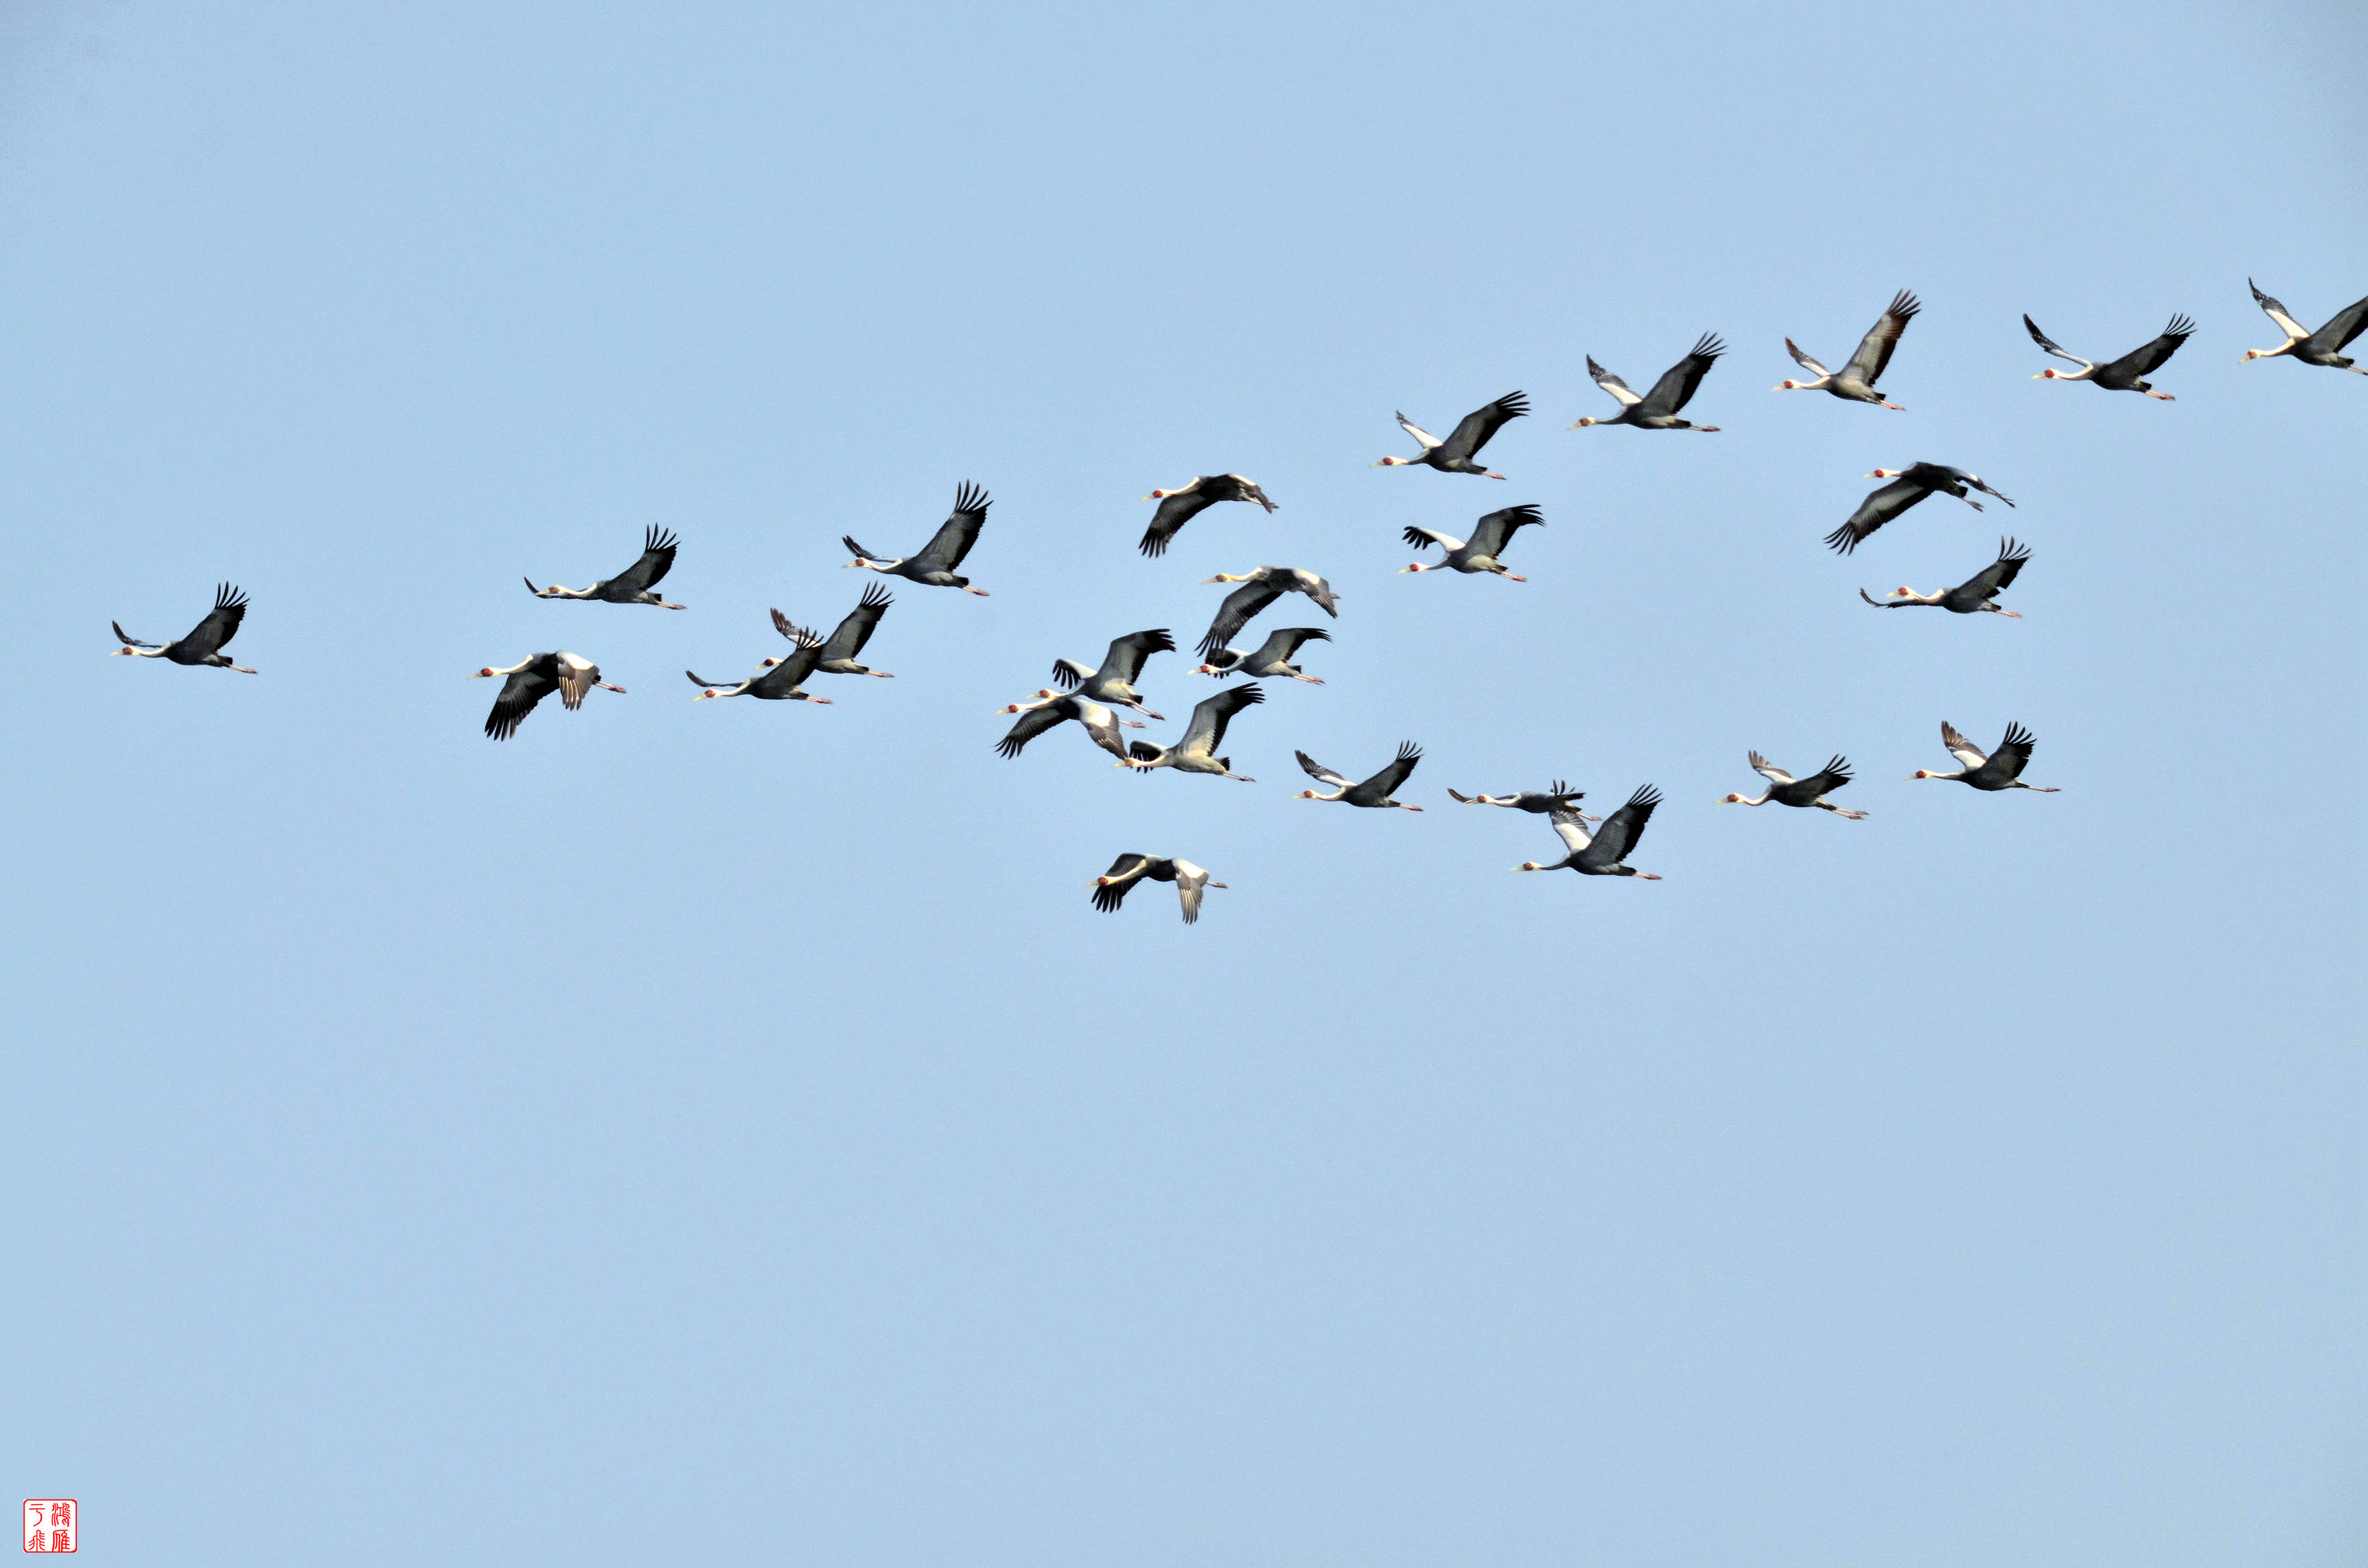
[[111, 583, 256, 672], [1089, 854, 1228, 924], [474, 651, 625, 739], [1447, 780, 1589, 814], [1570, 335, 1724, 430], [1401, 504, 1543, 581], [2023, 312, 2192, 399], [1029, 629, 1176, 719], [791, 583, 896, 677], [1861, 537, 2030, 616], [526, 525, 684, 607], [688, 618, 831, 703], [1373, 392, 1528, 477], [1120, 684, 1264, 780], [1198, 627, 1329, 683], [1776, 290, 1919, 407], [1139, 474, 1277, 557], [1826, 463, 2015, 554], [844, 482, 993, 593], [2243, 279, 2368, 373], [1513, 788, 1663, 879], [995, 691, 1132, 761], [1911, 721, 2060, 792], [1197, 566, 1339, 655], [1294, 741, 1424, 810], [1721, 753, 1867, 818]]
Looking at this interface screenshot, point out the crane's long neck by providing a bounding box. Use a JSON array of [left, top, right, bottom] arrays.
[[2245, 341, 2297, 360], [1739, 792, 1771, 806]]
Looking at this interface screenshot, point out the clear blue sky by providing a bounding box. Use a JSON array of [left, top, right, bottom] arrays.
[[5, 3, 2360, 1562]]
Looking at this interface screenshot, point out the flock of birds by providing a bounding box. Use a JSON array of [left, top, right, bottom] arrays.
[[113, 281, 2365, 922]]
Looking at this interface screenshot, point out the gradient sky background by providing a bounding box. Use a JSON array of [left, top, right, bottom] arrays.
[[4, 2, 2362, 1563]]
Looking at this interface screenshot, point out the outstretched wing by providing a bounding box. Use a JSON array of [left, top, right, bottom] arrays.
[[112, 621, 161, 648], [1785, 338, 1833, 379], [1990, 722, 2037, 781], [485, 668, 549, 740], [1961, 473, 2015, 508], [1638, 333, 1724, 417], [1586, 785, 1660, 865], [1438, 391, 1528, 460], [1222, 476, 1277, 512], [1171, 861, 1214, 924], [2023, 314, 2089, 368], [995, 701, 1071, 758], [1800, 755, 1853, 794], [1048, 658, 1095, 689], [1091, 853, 1154, 912], [1747, 751, 1796, 785], [1402, 526, 1460, 554], [915, 482, 990, 572], [1586, 355, 1644, 407], [1960, 537, 2030, 598], [1844, 290, 1919, 385], [1393, 412, 1443, 451], [1296, 749, 1354, 789], [769, 613, 824, 649], [1141, 489, 1216, 557], [2309, 292, 2368, 353], [821, 582, 891, 664], [1100, 628, 1175, 686], [1465, 505, 1542, 560], [1940, 721, 1989, 771], [180, 583, 249, 657], [2249, 279, 2311, 341], [1186, 683, 1262, 756], [841, 535, 885, 563], [1361, 740, 1421, 798], [2104, 315, 2194, 379], [1251, 626, 1327, 665], [1090, 853, 1154, 912], [1826, 476, 1929, 555], [1198, 579, 1284, 655], [610, 526, 678, 594], [1076, 701, 1130, 760], [1548, 808, 1593, 856]]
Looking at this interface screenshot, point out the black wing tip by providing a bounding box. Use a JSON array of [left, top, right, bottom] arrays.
[[1889, 290, 1922, 318], [1139, 528, 1170, 557], [859, 581, 892, 609], [952, 481, 991, 514], [1401, 526, 1434, 548], [1999, 536, 2030, 561], [1300, 627, 1332, 642], [1507, 503, 1543, 523], [1629, 783, 1662, 808], [1090, 885, 1126, 913], [1396, 740, 1421, 760], [841, 535, 870, 558], [2163, 314, 2196, 338], [645, 524, 680, 551], [1127, 740, 1160, 761], [2000, 721, 2036, 747], [1691, 332, 1727, 358], [1233, 683, 1266, 706], [1824, 522, 1861, 555], [1495, 390, 1530, 416], [215, 583, 248, 609]]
